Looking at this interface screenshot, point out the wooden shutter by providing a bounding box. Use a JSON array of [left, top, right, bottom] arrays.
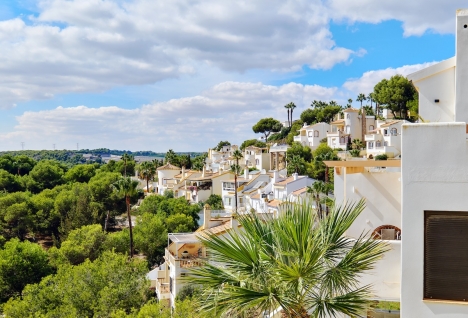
[[425, 211, 468, 301]]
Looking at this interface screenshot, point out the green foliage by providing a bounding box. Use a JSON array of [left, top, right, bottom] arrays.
[[349, 149, 361, 157], [0, 191, 33, 239], [287, 155, 307, 175], [375, 154, 388, 161], [286, 142, 312, 162], [308, 143, 339, 181], [3, 251, 149, 317], [214, 141, 231, 151], [191, 153, 208, 171], [252, 117, 282, 140], [164, 149, 180, 166], [29, 160, 67, 192], [205, 194, 224, 210], [0, 238, 53, 303], [300, 100, 342, 125], [286, 120, 304, 145], [104, 229, 131, 254], [373, 74, 418, 119], [133, 213, 168, 266], [239, 139, 267, 151], [49, 224, 107, 266], [188, 200, 389, 317], [0, 169, 23, 192], [64, 164, 96, 183]]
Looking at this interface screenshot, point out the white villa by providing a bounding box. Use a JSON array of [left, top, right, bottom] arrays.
[[293, 122, 331, 150], [365, 119, 407, 158], [399, 9, 468, 318], [243, 145, 270, 171]]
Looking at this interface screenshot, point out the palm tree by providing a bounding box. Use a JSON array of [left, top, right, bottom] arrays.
[[188, 199, 389, 317], [140, 161, 156, 194], [288, 155, 305, 175], [121, 153, 133, 177], [356, 93, 367, 109], [231, 150, 243, 213], [284, 103, 291, 128], [288, 102, 297, 127], [112, 177, 140, 257], [347, 98, 353, 108]]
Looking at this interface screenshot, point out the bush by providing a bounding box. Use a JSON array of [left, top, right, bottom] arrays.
[[375, 154, 388, 161], [349, 149, 361, 157]]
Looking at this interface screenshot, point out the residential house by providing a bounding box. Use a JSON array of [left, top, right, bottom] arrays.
[[156, 163, 182, 195], [293, 122, 331, 150], [243, 146, 270, 171], [327, 108, 376, 150], [206, 144, 241, 173], [365, 120, 407, 158], [400, 9, 468, 317], [269, 144, 289, 170]]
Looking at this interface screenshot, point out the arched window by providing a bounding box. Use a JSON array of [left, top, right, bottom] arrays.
[[347, 114, 350, 119], [340, 137, 345, 144], [391, 128, 397, 136], [376, 141, 381, 148], [368, 142, 374, 149], [384, 141, 388, 147], [369, 125, 374, 131], [345, 125, 350, 134], [314, 131, 319, 137], [255, 159, 259, 165], [372, 225, 401, 240]]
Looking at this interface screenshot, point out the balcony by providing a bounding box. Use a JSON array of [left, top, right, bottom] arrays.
[[365, 134, 383, 141], [156, 281, 170, 300]]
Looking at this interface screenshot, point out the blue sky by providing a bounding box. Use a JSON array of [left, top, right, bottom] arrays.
[[0, 0, 461, 151]]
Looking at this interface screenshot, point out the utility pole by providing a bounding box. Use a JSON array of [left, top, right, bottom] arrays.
[[21, 142, 24, 150]]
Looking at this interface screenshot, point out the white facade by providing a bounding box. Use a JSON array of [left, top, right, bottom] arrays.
[[294, 122, 331, 150], [243, 146, 270, 171], [365, 120, 406, 158], [401, 9, 468, 317]]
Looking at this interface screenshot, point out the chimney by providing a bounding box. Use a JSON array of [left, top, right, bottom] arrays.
[[273, 170, 280, 183], [182, 166, 185, 178], [202, 166, 206, 178], [293, 173, 298, 181], [230, 213, 239, 229], [203, 204, 211, 230], [244, 168, 249, 180]]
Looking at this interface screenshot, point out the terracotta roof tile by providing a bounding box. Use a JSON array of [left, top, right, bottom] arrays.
[[157, 163, 181, 171]]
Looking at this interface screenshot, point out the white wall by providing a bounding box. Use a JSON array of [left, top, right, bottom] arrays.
[[414, 66, 455, 123], [455, 10, 468, 123], [401, 122, 468, 317], [334, 169, 401, 239]]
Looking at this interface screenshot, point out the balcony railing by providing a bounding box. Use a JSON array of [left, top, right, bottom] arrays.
[[156, 281, 170, 294]]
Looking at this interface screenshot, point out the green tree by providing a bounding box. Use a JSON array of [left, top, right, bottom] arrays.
[[205, 194, 224, 210], [3, 252, 149, 317], [239, 139, 267, 151], [64, 164, 96, 183], [288, 102, 297, 127], [192, 153, 207, 171], [306, 181, 332, 217], [139, 161, 156, 194], [252, 118, 282, 140], [0, 169, 22, 192], [287, 155, 306, 175], [29, 160, 66, 191], [0, 192, 32, 239], [214, 141, 231, 151], [284, 103, 291, 128], [188, 200, 388, 317], [286, 142, 312, 162], [0, 238, 53, 303], [373, 74, 417, 119], [164, 149, 180, 166], [49, 224, 107, 266], [300, 100, 342, 125], [133, 213, 168, 266], [356, 93, 367, 108], [112, 177, 140, 257]]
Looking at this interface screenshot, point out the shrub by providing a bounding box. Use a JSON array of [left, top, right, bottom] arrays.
[[375, 154, 388, 161]]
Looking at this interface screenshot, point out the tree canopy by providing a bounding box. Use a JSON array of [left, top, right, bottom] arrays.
[[252, 117, 282, 140], [300, 100, 342, 125]]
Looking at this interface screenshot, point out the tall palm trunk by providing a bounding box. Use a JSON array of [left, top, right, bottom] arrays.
[[287, 109, 290, 128], [126, 196, 134, 257], [290, 108, 293, 127], [234, 168, 238, 213], [146, 177, 149, 195]]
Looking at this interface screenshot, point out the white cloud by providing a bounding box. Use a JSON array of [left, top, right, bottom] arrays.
[[327, 0, 465, 36], [0, 81, 337, 151], [342, 62, 437, 95], [0, 0, 362, 108]]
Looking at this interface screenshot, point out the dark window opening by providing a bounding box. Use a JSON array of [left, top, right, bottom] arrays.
[[424, 211, 468, 301]]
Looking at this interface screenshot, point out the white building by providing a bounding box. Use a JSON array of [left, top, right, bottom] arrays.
[[327, 108, 376, 150], [401, 9, 468, 317], [243, 146, 270, 171], [293, 122, 331, 150], [365, 120, 407, 158]]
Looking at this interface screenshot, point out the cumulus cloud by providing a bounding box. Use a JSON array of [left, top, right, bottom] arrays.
[[327, 0, 464, 36], [0, 0, 362, 108], [0, 81, 337, 151], [342, 62, 437, 95]]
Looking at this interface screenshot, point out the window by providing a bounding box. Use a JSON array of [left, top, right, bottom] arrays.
[[424, 211, 468, 301], [224, 197, 232, 206], [340, 137, 345, 144], [368, 142, 374, 149], [391, 128, 397, 136], [314, 131, 319, 137], [170, 277, 173, 294], [347, 114, 350, 119], [255, 159, 259, 165], [223, 182, 235, 191], [345, 125, 350, 134], [384, 141, 388, 146], [376, 141, 381, 148], [384, 129, 388, 136], [308, 131, 313, 137], [369, 125, 374, 131]]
